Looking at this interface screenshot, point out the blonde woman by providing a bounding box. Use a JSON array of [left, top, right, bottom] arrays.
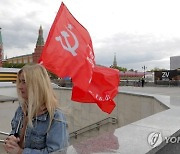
[[4, 64, 69, 154]]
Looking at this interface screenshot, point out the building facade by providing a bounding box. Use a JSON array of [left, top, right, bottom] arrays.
[[0, 26, 44, 82], [7, 54, 33, 64], [170, 56, 180, 70], [3, 26, 44, 65]]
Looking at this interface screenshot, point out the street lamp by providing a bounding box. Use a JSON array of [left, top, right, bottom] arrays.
[[142, 65, 147, 78]]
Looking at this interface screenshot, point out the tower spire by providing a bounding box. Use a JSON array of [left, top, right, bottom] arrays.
[[33, 25, 45, 63], [0, 28, 2, 46], [36, 25, 44, 46], [0, 27, 3, 67], [113, 53, 117, 67]]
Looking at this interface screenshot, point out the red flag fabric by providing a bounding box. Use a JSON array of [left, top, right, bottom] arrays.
[[39, 2, 95, 90], [72, 66, 120, 114], [39, 2, 120, 114]]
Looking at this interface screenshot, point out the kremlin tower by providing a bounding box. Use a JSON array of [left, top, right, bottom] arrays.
[[113, 53, 117, 67], [32, 25, 44, 63], [0, 28, 3, 67]]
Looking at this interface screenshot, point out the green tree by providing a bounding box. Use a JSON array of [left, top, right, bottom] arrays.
[[128, 69, 134, 72], [110, 65, 127, 72], [150, 67, 167, 72], [48, 71, 59, 80], [2, 62, 25, 68]]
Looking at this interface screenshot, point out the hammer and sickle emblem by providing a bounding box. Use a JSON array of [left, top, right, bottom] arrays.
[[55, 24, 79, 56]]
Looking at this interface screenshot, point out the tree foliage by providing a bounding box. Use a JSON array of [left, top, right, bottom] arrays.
[[2, 62, 25, 68], [110, 65, 127, 72], [150, 67, 167, 72], [48, 71, 59, 80]]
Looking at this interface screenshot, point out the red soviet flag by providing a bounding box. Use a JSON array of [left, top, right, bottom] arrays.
[[39, 2, 95, 90], [72, 66, 120, 114], [39, 2, 120, 114]]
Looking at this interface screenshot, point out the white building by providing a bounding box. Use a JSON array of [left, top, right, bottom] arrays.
[[170, 56, 180, 70]]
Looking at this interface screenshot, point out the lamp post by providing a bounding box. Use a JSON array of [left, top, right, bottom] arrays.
[[142, 65, 147, 78]]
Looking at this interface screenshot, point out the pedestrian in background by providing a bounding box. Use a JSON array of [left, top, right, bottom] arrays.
[[141, 78, 145, 87]]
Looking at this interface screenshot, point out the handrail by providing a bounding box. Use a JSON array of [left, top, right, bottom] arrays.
[[69, 117, 118, 139], [0, 131, 9, 144], [0, 140, 5, 143], [0, 117, 118, 141], [0, 131, 9, 135]]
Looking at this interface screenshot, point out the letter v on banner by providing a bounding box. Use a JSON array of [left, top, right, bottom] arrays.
[[39, 2, 95, 90]]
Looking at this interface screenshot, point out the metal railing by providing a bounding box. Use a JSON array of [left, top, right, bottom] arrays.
[[0, 117, 118, 142], [0, 131, 9, 143], [69, 117, 118, 139]]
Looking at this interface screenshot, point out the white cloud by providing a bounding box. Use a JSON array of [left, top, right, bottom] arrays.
[[1, 0, 180, 71]]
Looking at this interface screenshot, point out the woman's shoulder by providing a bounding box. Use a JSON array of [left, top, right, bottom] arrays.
[[53, 109, 67, 123], [12, 104, 23, 119], [15, 104, 23, 114]]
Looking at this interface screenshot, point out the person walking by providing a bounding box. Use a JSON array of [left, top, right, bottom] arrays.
[[141, 78, 145, 87]]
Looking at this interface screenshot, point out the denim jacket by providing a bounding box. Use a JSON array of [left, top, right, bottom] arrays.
[[11, 105, 69, 154]]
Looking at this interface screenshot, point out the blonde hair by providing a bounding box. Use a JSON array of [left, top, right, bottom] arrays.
[[16, 64, 59, 127]]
